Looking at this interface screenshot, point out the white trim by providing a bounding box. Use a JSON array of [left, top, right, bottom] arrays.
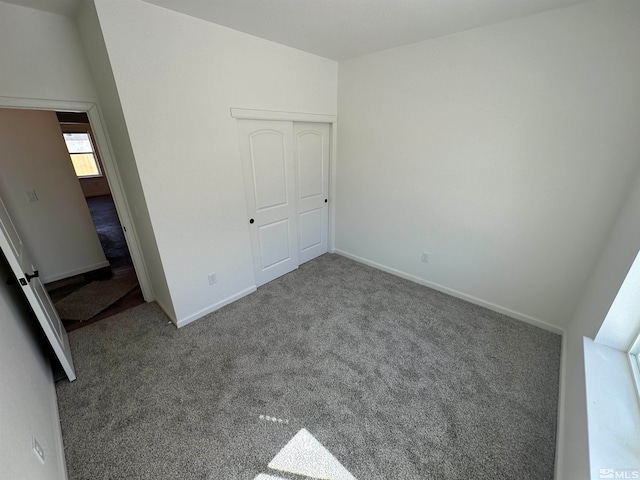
[[328, 122, 337, 252], [334, 249, 565, 335], [176, 285, 257, 328], [230, 107, 336, 124], [0, 96, 94, 112], [41, 260, 111, 284], [85, 104, 153, 301], [0, 96, 155, 302], [554, 333, 568, 480], [584, 338, 640, 478], [628, 331, 640, 403]]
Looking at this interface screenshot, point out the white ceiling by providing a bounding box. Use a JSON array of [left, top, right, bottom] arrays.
[[2, 0, 593, 60], [142, 0, 592, 60]]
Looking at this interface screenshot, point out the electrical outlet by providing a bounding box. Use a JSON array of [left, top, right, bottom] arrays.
[[32, 437, 44, 464], [421, 252, 430, 263], [208, 273, 217, 285]]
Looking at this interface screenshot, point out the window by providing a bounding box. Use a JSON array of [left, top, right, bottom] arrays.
[[62, 131, 102, 178]]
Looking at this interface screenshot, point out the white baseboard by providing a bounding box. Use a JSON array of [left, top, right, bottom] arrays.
[[42, 260, 111, 284], [176, 286, 257, 329], [333, 249, 565, 335]]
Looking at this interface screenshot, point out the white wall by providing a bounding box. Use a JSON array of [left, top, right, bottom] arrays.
[[0, 108, 108, 282], [91, 0, 338, 324], [76, 1, 176, 318], [0, 251, 67, 480], [336, 0, 640, 331], [0, 1, 97, 104]]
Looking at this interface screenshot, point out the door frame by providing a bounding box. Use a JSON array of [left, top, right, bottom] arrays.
[[230, 108, 337, 253], [0, 96, 154, 302]]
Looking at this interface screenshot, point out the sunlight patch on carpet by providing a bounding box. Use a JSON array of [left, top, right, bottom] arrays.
[[268, 428, 356, 480]]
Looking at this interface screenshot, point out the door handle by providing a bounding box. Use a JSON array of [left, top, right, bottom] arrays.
[[249, 218, 255, 224], [17, 270, 39, 286], [25, 270, 39, 283]]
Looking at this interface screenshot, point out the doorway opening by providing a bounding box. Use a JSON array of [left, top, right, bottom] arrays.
[[0, 106, 144, 335], [45, 111, 144, 331]]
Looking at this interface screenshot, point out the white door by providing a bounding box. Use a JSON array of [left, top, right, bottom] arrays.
[[238, 120, 299, 287], [294, 123, 330, 264], [0, 196, 76, 381]]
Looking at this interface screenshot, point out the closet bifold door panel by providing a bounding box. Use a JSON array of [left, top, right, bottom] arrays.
[[238, 120, 299, 287], [238, 119, 330, 288], [294, 122, 330, 264]]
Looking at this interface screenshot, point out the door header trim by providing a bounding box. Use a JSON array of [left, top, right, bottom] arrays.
[[231, 108, 336, 124]]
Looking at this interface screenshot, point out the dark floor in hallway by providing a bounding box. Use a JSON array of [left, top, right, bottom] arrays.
[[86, 195, 132, 270], [46, 195, 142, 331], [47, 266, 143, 332]]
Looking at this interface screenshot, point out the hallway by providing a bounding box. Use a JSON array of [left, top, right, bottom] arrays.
[[45, 195, 143, 332]]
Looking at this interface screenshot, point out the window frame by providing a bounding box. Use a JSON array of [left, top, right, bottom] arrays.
[[60, 123, 104, 179], [628, 331, 640, 402]]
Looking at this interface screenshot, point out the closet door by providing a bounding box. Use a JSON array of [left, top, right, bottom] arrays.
[[238, 120, 299, 287], [294, 123, 330, 264]]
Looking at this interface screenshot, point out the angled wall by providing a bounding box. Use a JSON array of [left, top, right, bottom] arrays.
[[76, 0, 176, 319], [91, 0, 338, 324]]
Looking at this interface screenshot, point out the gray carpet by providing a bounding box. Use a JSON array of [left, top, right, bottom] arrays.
[[55, 254, 561, 479]]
